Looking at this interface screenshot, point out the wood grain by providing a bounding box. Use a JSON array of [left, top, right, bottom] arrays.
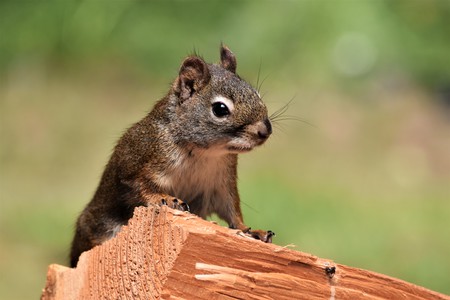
[[41, 206, 449, 300]]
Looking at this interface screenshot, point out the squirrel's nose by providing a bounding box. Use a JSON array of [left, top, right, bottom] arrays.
[[257, 119, 272, 139]]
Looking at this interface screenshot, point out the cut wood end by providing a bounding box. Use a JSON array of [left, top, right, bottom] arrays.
[[41, 205, 449, 300]]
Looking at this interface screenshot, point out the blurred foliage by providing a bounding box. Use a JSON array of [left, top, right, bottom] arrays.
[[1, 0, 450, 88], [1, 0, 450, 299]]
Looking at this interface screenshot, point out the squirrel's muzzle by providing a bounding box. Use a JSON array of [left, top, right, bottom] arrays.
[[256, 118, 272, 140]]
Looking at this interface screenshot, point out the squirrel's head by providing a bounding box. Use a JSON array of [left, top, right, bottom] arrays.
[[170, 44, 272, 154]]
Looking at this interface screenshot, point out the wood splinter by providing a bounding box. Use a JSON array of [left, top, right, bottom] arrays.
[[41, 206, 448, 300]]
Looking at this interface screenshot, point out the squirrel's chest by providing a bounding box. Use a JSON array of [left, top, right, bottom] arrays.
[[153, 150, 231, 214]]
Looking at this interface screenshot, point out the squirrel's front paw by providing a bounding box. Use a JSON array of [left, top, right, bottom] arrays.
[[244, 228, 275, 243], [160, 196, 190, 212]]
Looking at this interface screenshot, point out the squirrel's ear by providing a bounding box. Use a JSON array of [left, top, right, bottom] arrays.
[[220, 44, 237, 74], [174, 56, 211, 101]]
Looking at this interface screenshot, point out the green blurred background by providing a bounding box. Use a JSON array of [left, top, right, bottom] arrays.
[[1, 0, 449, 298]]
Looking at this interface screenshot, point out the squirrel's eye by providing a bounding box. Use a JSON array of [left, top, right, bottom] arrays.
[[212, 102, 230, 118]]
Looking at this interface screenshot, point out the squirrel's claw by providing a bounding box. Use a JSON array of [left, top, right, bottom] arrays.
[[160, 197, 189, 212], [246, 229, 275, 243], [180, 202, 190, 212]]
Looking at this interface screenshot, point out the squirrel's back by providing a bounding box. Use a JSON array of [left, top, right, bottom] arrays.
[[70, 45, 273, 267]]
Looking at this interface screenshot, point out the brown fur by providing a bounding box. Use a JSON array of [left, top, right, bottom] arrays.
[[70, 45, 273, 268]]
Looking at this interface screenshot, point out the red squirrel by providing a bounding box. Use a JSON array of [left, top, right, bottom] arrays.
[[70, 45, 274, 267]]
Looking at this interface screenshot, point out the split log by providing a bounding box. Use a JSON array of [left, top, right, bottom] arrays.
[[41, 206, 449, 299]]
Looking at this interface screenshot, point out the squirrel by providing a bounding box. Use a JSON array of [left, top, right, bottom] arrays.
[[70, 44, 274, 268]]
